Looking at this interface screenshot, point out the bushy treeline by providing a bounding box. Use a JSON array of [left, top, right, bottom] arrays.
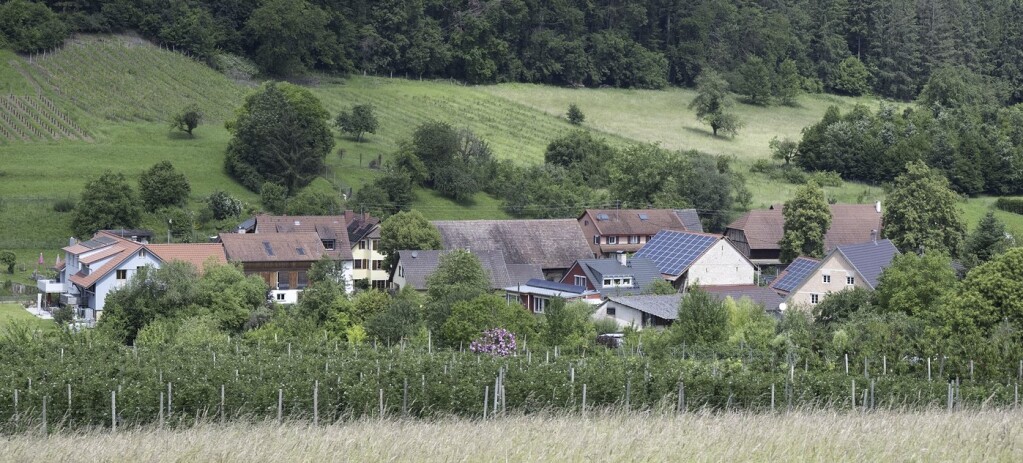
[[795, 68, 1023, 196], [7, 0, 1023, 100], [348, 125, 750, 230]]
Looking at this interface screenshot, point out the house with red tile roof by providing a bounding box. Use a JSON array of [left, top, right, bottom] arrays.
[[725, 202, 884, 267], [46, 231, 227, 321]]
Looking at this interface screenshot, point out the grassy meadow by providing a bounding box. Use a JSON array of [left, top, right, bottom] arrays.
[[3, 410, 1019, 462], [0, 303, 54, 332], [1, 34, 1021, 282]]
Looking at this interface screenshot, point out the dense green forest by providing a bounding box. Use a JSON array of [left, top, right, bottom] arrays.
[[4, 0, 1023, 101]]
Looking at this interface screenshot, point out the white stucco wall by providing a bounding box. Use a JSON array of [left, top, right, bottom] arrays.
[[686, 240, 756, 287], [91, 250, 162, 316], [342, 260, 355, 294], [594, 300, 649, 331], [270, 289, 300, 304], [787, 254, 865, 307]]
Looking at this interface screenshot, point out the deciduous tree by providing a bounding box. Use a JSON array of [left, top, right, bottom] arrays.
[[779, 182, 831, 263], [882, 161, 966, 255], [335, 104, 379, 142], [378, 210, 442, 275], [689, 69, 742, 137], [171, 104, 202, 137], [139, 161, 191, 212], [71, 171, 142, 237]]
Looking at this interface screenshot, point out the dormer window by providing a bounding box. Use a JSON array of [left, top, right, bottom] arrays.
[[602, 276, 633, 288], [606, 236, 619, 245], [322, 239, 335, 250]]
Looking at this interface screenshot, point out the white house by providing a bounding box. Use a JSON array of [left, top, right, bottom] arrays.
[[46, 231, 227, 320], [595, 294, 681, 330], [633, 230, 757, 288]]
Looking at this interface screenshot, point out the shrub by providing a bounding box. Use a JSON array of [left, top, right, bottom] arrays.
[[809, 171, 843, 187], [52, 197, 76, 213], [749, 159, 774, 174], [207, 191, 243, 220], [567, 103, 585, 125], [470, 328, 517, 356], [0, 251, 15, 274], [995, 197, 1023, 215], [52, 306, 74, 325]]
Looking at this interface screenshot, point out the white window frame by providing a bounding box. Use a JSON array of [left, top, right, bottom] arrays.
[[276, 293, 286, 301], [628, 235, 640, 244], [532, 297, 548, 314], [606, 236, 619, 245], [822, 274, 831, 284], [574, 275, 587, 287], [811, 294, 819, 304], [593, 235, 600, 245], [115, 269, 127, 280], [847, 276, 855, 285]]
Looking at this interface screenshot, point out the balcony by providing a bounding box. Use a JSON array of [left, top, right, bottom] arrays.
[[37, 279, 63, 293], [59, 293, 78, 306]]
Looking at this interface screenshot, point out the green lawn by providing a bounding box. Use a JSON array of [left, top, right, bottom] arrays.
[[0, 303, 56, 332]]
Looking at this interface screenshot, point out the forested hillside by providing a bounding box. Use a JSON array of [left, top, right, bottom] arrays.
[[4, 0, 1023, 101]]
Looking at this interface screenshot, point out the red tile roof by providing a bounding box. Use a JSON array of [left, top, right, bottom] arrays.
[[580, 209, 692, 236], [219, 232, 327, 262], [727, 203, 882, 251], [147, 244, 228, 273]]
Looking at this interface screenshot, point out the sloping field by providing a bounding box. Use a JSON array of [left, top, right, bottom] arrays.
[[28, 35, 248, 123]]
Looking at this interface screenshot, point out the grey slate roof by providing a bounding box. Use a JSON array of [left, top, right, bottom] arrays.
[[605, 294, 683, 320], [573, 257, 664, 297], [675, 209, 704, 233], [703, 285, 786, 313], [397, 249, 543, 291], [835, 239, 900, 289], [431, 219, 594, 270]]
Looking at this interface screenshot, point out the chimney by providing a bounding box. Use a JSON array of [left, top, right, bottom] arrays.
[[870, 229, 878, 243], [875, 201, 882, 213], [69, 237, 77, 246], [617, 251, 627, 266]]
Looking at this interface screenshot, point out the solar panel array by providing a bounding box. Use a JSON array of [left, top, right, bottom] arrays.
[[634, 231, 719, 275], [771, 257, 821, 293]]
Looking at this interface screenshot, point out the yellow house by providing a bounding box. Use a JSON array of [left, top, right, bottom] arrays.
[[775, 239, 899, 307]]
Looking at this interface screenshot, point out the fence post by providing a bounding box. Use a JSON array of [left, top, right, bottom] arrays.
[[845, 354, 849, 375], [850, 380, 856, 409], [159, 392, 164, 429], [67, 384, 71, 409], [403, 378, 408, 417], [771, 383, 775, 412], [313, 380, 319, 426], [277, 389, 283, 424], [41, 396, 47, 434], [220, 385, 225, 425], [582, 384, 587, 415], [883, 355, 887, 376], [625, 378, 631, 410], [677, 381, 685, 413], [167, 382, 173, 418], [927, 358, 932, 381], [483, 386, 489, 420], [111, 391, 117, 432], [379, 389, 384, 417]]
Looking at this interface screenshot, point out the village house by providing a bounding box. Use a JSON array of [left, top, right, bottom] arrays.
[[776, 239, 900, 307], [219, 232, 337, 303], [392, 249, 542, 292], [431, 219, 595, 280], [634, 230, 757, 288], [43, 231, 227, 321], [595, 294, 681, 330], [504, 279, 599, 314], [725, 202, 884, 267], [702, 285, 786, 315], [577, 208, 703, 257], [560, 254, 664, 298]]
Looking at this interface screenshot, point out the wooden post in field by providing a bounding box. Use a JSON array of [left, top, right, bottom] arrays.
[[969, 360, 974, 382], [220, 385, 225, 425], [379, 389, 384, 417], [625, 378, 631, 410], [870, 379, 875, 410], [883, 355, 887, 375], [863, 358, 868, 379], [313, 380, 319, 426], [946, 382, 952, 411], [483, 386, 489, 419], [403, 378, 408, 417], [1014, 383, 1018, 408], [13, 389, 18, 424], [771, 383, 775, 412], [1018, 360, 1022, 382], [41, 396, 47, 434], [277, 389, 283, 424], [167, 382, 173, 418], [677, 381, 685, 413], [582, 384, 587, 415], [159, 392, 164, 429], [67, 384, 71, 409], [111, 391, 117, 432], [927, 358, 932, 381], [851, 380, 856, 409], [845, 354, 849, 374], [428, 330, 432, 354]]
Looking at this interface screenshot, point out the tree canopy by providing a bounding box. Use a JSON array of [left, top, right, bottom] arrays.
[[689, 70, 741, 137], [335, 104, 379, 142], [139, 161, 191, 212], [882, 161, 967, 256], [225, 82, 334, 193], [779, 182, 832, 263], [71, 171, 142, 238], [378, 210, 442, 276]]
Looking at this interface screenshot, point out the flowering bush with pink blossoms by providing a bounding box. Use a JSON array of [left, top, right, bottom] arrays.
[[469, 328, 516, 357]]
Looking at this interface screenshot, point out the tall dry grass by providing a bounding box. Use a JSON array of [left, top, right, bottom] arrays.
[[3, 409, 1020, 462]]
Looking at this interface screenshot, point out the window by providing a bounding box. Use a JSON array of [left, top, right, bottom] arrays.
[[371, 239, 380, 250], [397, 266, 404, 278], [574, 275, 587, 287], [372, 280, 388, 290], [372, 260, 383, 271], [606, 236, 619, 245], [277, 272, 290, 290], [532, 297, 548, 314], [606, 306, 616, 316], [354, 259, 369, 269], [822, 274, 831, 284], [628, 235, 640, 244], [847, 276, 855, 285], [322, 240, 335, 250], [593, 235, 600, 245], [811, 294, 819, 304], [276, 293, 285, 301], [297, 271, 309, 289], [115, 269, 127, 280], [602, 277, 633, 287], [137, 250, 144, 258], [358, 240, 367, 250]]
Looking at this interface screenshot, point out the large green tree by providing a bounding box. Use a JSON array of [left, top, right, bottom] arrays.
[[224, 81, 334, 193], [424, 249, 491, 338], [378, 210, 442, 275], [139, 161, 191, 212], [874, 251, 957, 317], [689, 69, 742, 137], [962, 211, 1011, 268], [0, 0, 67, 53], [779, 182, 832, 263], [882, 161, 967, 255], [335, 104, 379, 142], [244, 0, 333, 75], [71, 171, 142, 237], [671, 286, 728, 345]]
